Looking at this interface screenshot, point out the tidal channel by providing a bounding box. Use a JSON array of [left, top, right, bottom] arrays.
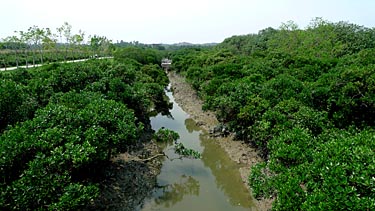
[[139, 86, 258, 211]]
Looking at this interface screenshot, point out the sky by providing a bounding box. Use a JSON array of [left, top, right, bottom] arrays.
[[1, 0, 375, 44]]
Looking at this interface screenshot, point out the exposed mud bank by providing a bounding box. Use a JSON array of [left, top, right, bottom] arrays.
[[168, 72, 273, 211], [85, 140, 163, 211]]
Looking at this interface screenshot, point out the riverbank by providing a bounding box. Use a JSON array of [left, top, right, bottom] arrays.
[[85, 139, 163, 211], [168, 71, 273, 211]]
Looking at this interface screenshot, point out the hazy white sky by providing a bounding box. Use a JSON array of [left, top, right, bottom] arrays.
[[1, 0, 375, 44]]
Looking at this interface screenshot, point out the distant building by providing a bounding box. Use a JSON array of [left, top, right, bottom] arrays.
[[161, 58, 172, 71]]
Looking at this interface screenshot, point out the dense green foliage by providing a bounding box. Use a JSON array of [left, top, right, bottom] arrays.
[[154, 128, 180, 143], [154, 129, 201, 159], [0, 55, 169, 210], [171, 19, 375, 210], [114, 46, 165, 65]]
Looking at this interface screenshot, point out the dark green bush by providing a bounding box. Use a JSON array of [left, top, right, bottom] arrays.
[[1, 93, 140, 210], [171, 19, 375, 210], [0, 56, 171, 210], [0, 79, 37, 131]]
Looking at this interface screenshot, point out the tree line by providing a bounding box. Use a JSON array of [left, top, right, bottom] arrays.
[[0, 22, 113, 69], [170, 18, 375, 210]]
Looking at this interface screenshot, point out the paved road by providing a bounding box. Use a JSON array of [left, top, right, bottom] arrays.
[[0, 57, 113, 71]]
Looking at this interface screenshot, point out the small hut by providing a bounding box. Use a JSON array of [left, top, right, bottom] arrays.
[[161, 58, 172, 71]]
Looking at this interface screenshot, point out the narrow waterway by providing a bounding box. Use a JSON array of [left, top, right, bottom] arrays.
[[139, 87, 258, 211]]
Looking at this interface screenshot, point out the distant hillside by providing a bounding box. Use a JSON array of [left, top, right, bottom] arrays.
[[171, 42, 218, 46], [114, 41, 217, 50]]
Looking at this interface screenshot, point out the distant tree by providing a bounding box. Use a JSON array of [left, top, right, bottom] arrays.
[[18, 30, 32, 68], [279, 20, 299, 31], [28, 25, 46, 64], [42, 28, 58, 62], [56, 24, 64, 58], [89, 35, 100, 57], [57, 22, 72, 61], [69, 29, 86, 59], [3, 35, 21, 68], [89, 35, 112, 57]]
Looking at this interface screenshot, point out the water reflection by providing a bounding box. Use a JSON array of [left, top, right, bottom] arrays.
[[154, 175, 200, 208], [185, 117, 253, 207], [199, 133, 254, 207], [185, 117, 253, 206], [149, 87, 174, 119], [141, 89, 257, 211], [184, 118, 202, 133]]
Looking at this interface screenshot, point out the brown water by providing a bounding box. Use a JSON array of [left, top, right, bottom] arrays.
[[139, 89, 258, 211]]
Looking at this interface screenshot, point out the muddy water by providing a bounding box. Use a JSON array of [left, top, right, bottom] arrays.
[[138, 88, 258, 211]]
